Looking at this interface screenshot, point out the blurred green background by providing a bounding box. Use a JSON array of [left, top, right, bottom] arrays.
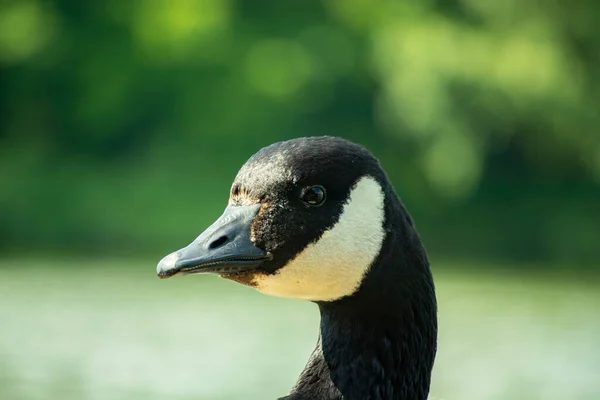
[[1, 1, 598, 399]]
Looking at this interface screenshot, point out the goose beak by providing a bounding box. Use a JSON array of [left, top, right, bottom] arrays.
[[157, 204, 271, 279]]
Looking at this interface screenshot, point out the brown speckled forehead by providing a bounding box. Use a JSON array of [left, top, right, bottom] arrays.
[[235, 148, 296, 189], [228, 145, 299, 205], [228, 183, 261, 206]]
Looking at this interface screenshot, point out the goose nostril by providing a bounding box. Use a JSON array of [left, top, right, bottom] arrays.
[[208, 235, 229, 250]]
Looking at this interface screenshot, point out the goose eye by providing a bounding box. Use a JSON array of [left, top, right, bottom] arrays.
[[301, 186, 326, 206]]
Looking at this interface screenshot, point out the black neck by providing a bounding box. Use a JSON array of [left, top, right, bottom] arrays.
[[325, 299, 437, 398], [283, 302, 436, 400]]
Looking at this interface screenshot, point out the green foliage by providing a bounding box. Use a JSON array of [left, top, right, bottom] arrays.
[[1, 0, 599, 263]]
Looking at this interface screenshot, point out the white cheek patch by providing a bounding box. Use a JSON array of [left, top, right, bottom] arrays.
[[252, 176, 386, 302]]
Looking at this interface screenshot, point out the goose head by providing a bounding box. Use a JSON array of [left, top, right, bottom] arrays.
[[157, 136, 437, 399]]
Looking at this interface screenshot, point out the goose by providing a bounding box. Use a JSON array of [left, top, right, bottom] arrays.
[[157, 136, 438, 400]]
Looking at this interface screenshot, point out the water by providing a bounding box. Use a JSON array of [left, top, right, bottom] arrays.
[[0, 259, 598, 400]]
